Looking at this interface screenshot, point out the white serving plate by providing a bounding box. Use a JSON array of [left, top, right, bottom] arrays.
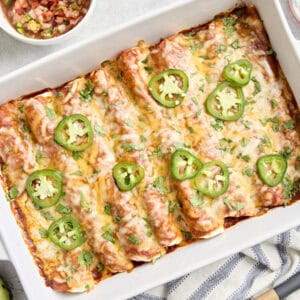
[[0, 0, 299, 299]]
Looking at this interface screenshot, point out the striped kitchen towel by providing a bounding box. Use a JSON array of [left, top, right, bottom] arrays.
[[132, 226, 300, 300]]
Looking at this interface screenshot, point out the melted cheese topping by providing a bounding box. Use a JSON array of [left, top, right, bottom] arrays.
[[0, 5, 299, 293]]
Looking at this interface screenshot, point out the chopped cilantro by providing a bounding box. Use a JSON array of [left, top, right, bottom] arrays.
[[144, 66, 153, 74], [251, 77, 261, 96], [104, 203, 112, 215], [220, 138, 233, 144], [35, 151, 46, 163], [199, 81, 205, 92], [260, 117, 280, 132], [168, 200, 180, 213], [70, 170, 82, 176], [124, 119, 133, 128], [174, 142, 191, 150], [141, 57, 148, 64], [211, 119, 224, 131], [280, 147, 293, 160], [271, 99, 278, 109], [282, 120, 295, 130], [266, 48, 276, 56], [80, 191, 91, 213], [128, 234, 140, 245], [55, 204, 72, 215], [183, 32, 197, 40], [79, 80, 94, 103], [222, 17, 237, 27], [78, 250, 93, 268], [205, 75, 212, 83], [111, 133, 118, 139], [121, 143, 144, 151], [222, 17, 236, 37], [199, 55, 209, 59], [151, 147, 163, 160], [152, 256, 162, 264], [190, 192, 204, 208], [242, 119, 252, 129], [219, 138, 235, 153], [113, 216, 122, 224], [235, 202, 246, 211], [94, 123, 106, 137], [20, 121, 30, 133], [217, 44, 227, 54], [97, 262, 104, 272], [223, 198, 234, 211], [102, 229, 115, 244], [45, 106, 57, 120], [177, 215, 183, 222], [39, 227, 48, 238], [72, 151, 83, 160], [190, 41, 204, 54], [237, 153, 250, 162], [153, 177, 169, 195], [282, 176, 293, 201], [258, 135, 271, 151], [191, 97, 198, 105], [230, 39, 240, 49], [245, 97, 256, 105], [242, 168, 254, 177], [241, 137, 249, 147], [223, 199, 245, 211], [181, 231, 192, 240], [272, 124, 280, 132], [40, 210, 54, 221], [292, 178, 300, 198], [188, 126, 194, 133], [259, 118, 269, 126], [18, 105, 24, 113], [143, 218, 153, 237], [140, 135, 147, 142], [7, 186, 19, 201]]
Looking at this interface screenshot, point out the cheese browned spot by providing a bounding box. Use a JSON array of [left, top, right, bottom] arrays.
[[0, 5, 299, 293]]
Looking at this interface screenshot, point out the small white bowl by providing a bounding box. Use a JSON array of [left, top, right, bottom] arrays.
[[0, 0, 96, 46]]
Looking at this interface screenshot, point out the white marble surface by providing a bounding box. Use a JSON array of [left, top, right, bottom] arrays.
[[0, 0, 177, 77]]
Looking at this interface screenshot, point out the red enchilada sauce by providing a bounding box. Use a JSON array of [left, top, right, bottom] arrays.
[[0, 0, 91, 39]]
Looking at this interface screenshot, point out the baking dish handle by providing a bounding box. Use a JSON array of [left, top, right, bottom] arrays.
[[0, 235, 9, 261]]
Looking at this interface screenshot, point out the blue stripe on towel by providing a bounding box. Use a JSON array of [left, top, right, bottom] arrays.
[[132, 293, 165, 300], [252, 244, 271, 269], [227, 245, 269, 300], [272, 231, 291, 284], [228, 262, 266, 300], [167, 274, 190, 295], [187, 253, 245, 300]]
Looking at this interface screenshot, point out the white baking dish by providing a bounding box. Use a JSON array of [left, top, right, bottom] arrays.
[[0, 0, 299, 299]]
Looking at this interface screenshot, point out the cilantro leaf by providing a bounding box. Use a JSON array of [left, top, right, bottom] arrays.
[[78, 250, 93, 268], [79, 80, 94, 103], [45, 106, 57, 120], [153, 177, 169, 195], [190, 192, 204, 208], [128, 234, 140, 245]]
